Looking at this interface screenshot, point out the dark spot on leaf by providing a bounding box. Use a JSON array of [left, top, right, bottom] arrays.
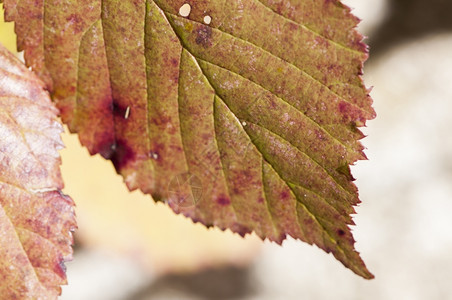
[[217, 195, 231, 206], [96, 139, 116, 159], [171, 58, 179, 67], [112, 100, 127, 117], [110, 139, 136, 170], [195, 25, 213, 48], [337, 229, 346, 236]]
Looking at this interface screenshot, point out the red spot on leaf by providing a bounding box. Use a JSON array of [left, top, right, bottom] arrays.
[[217, 195, 231, 206], [110, 139, 136, 170], [280, 191, 290, 200], [171, 58, 179, 67], [338, 101, 349, 114]]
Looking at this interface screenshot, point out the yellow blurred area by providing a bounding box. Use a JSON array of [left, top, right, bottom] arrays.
[[0, 9, 260, 275], [0, 4, 17, 53]]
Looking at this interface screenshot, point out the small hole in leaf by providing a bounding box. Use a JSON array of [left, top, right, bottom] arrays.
[[203, 15, 212, 24], [179, 3, 191, 17]]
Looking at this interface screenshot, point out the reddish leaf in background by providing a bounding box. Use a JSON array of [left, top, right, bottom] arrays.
[[0, 44, 75, 298], [2, 0, 375, 278]]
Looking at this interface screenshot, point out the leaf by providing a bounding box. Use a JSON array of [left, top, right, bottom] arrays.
[[2, 0, 375, 278], [0, 43, 75, 298]]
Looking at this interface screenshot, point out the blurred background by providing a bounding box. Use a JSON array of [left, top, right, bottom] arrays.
[[2, 0, 452, 299]]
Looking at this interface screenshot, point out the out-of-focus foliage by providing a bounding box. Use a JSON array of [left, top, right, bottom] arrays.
[[0, 43, 75, 299]]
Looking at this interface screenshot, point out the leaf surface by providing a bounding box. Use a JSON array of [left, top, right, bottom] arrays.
[[2, 0, 375, 278], [0, 43, 75, 298]]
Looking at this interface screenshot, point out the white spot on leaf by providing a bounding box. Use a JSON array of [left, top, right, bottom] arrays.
[[179, 3, 191, 17], [203, 15, 212, 24], [124, 106, 130, 119]]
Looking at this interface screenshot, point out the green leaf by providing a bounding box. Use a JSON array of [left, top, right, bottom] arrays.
[[2, 0, 375, 278], [0, 43, 75, 298]]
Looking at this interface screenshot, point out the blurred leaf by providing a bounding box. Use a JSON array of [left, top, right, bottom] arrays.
[[0, 43, 75, 298], [2, 0, 374, 278]]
